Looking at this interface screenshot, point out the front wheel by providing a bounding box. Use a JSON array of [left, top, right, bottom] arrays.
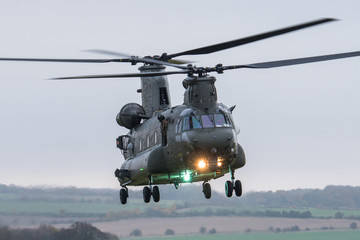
[[153, 186, 160, 202], [203, 182, 211, 199], [120, 188, 127, 205], [143, 186, 151, 203], [234, 180, 242, 197], [225, 180, 233, 197]]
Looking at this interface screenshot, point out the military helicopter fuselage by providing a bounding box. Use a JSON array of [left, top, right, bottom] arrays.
[[114, 65, 245, 197]]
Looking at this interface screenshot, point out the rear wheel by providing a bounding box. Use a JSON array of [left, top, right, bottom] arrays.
[[234, 180, 242, 197], [143, 186, 151, 203], [203, 182, 211, 199], [225, 180, 233, 197], [152, 186, 160, 202], [120, 188, 127, 205]]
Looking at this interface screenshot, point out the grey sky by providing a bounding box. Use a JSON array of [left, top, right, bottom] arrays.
[[0, 0, 359, 192]]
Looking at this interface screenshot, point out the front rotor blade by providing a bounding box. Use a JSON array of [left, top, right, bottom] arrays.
[[167, 18, 336, 59], [224, 51, 360, 70], [51, 70, 191, 80], [0, 57, 130, 63]]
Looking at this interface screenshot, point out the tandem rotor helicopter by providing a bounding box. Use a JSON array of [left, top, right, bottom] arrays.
[[1, 18, 360, 204]]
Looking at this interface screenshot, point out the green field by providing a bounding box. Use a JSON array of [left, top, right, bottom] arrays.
[[2, 198, 360, 220], [121, 231, 360, 240]]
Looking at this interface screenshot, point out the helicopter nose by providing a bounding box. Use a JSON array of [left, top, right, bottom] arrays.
[[186, 128, 235, 150]]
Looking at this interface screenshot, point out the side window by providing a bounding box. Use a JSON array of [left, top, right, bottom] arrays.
[[175, 119, 180, 133], [159, 87, 169, 105], [225, 115, 233, 128], [183, 117, 190, 131]]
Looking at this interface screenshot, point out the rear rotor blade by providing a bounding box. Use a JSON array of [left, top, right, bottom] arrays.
[[86, 49, 188, 69], [222, 51, 360, 70], [86, 49, 193, 65], [51, 70, 191, 80], [167, 18, 336, 59], [85, 49, 132, 58], [168, 59, 193, 65], [0, 57, 129, 63]]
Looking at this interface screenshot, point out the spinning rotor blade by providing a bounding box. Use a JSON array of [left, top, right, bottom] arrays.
[[166, 18, 336, 59], [84, 49, 132, 58], [52, 50, 360, 79], [51, 70, 191, 80], [167, 59, 193, 65], [222, 51, 360, 70], [86, 49, 193, 65], [0, 57, 130, 63], [86, 49, 188, 69]]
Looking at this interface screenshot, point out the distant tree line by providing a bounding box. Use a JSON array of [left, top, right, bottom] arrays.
[[1, 184, 360, 220], [242, 185, 360, 209], [101, 206, 314, 220], [2, 184, 360, 209], [0, 222, 118, 240]]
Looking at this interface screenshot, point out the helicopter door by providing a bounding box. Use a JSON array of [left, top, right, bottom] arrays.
[[116, 135, 130, 150]]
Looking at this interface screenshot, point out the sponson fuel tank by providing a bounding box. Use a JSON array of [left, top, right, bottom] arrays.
[[116, 103, 146, 129]]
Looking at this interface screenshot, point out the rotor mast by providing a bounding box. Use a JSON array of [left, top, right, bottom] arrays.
[[183, 75, 217, 110]]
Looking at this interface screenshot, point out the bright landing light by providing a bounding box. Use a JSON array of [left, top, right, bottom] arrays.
[[198, 160, 206, 169]]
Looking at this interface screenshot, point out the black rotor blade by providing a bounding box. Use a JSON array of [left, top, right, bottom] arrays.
[[222, 51, 360, 71], [85, 49, 132, 58], [0, 57, 130, 63], [168, 59, 194, 65], [51, 70, 191, 80], [85, 49, 188, 70], [86, 49, 193, 65], [167, 18, 336, 59]]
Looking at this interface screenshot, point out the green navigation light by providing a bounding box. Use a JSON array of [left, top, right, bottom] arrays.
[[183, 172, 191, 182]]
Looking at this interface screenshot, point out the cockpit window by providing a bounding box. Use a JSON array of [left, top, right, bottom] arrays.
[[182, 116, 202, 131], [214, 114, 231, 127], [182, 114, 233, 131], [201, 115, 215, 128], [192, 116, 202, 129]]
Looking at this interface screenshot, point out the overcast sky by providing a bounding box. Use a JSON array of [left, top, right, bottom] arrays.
[[0, 0, 359, 193]]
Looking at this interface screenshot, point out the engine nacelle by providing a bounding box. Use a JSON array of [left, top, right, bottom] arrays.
[[116, 103, 146, 129]]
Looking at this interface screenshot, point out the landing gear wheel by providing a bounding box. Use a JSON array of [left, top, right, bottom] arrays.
[[203, 182, 211, 199], [225, 180, 233, 197], [143, 186, 151, 203], [152, 186, 160, 202], [234, 180, 242, 197], [120, 188, 127, 205]]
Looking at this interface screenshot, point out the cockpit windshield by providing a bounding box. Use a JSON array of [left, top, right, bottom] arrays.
[[182, 114, 232, 131], [201, 115, 214, 128], [183, 116, 202, 130]]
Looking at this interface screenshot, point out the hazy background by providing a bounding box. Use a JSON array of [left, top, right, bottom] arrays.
[[0, 0, 359, 192]]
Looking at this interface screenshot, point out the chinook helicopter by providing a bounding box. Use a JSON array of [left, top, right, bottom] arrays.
[[1, 18, 360, 205]]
